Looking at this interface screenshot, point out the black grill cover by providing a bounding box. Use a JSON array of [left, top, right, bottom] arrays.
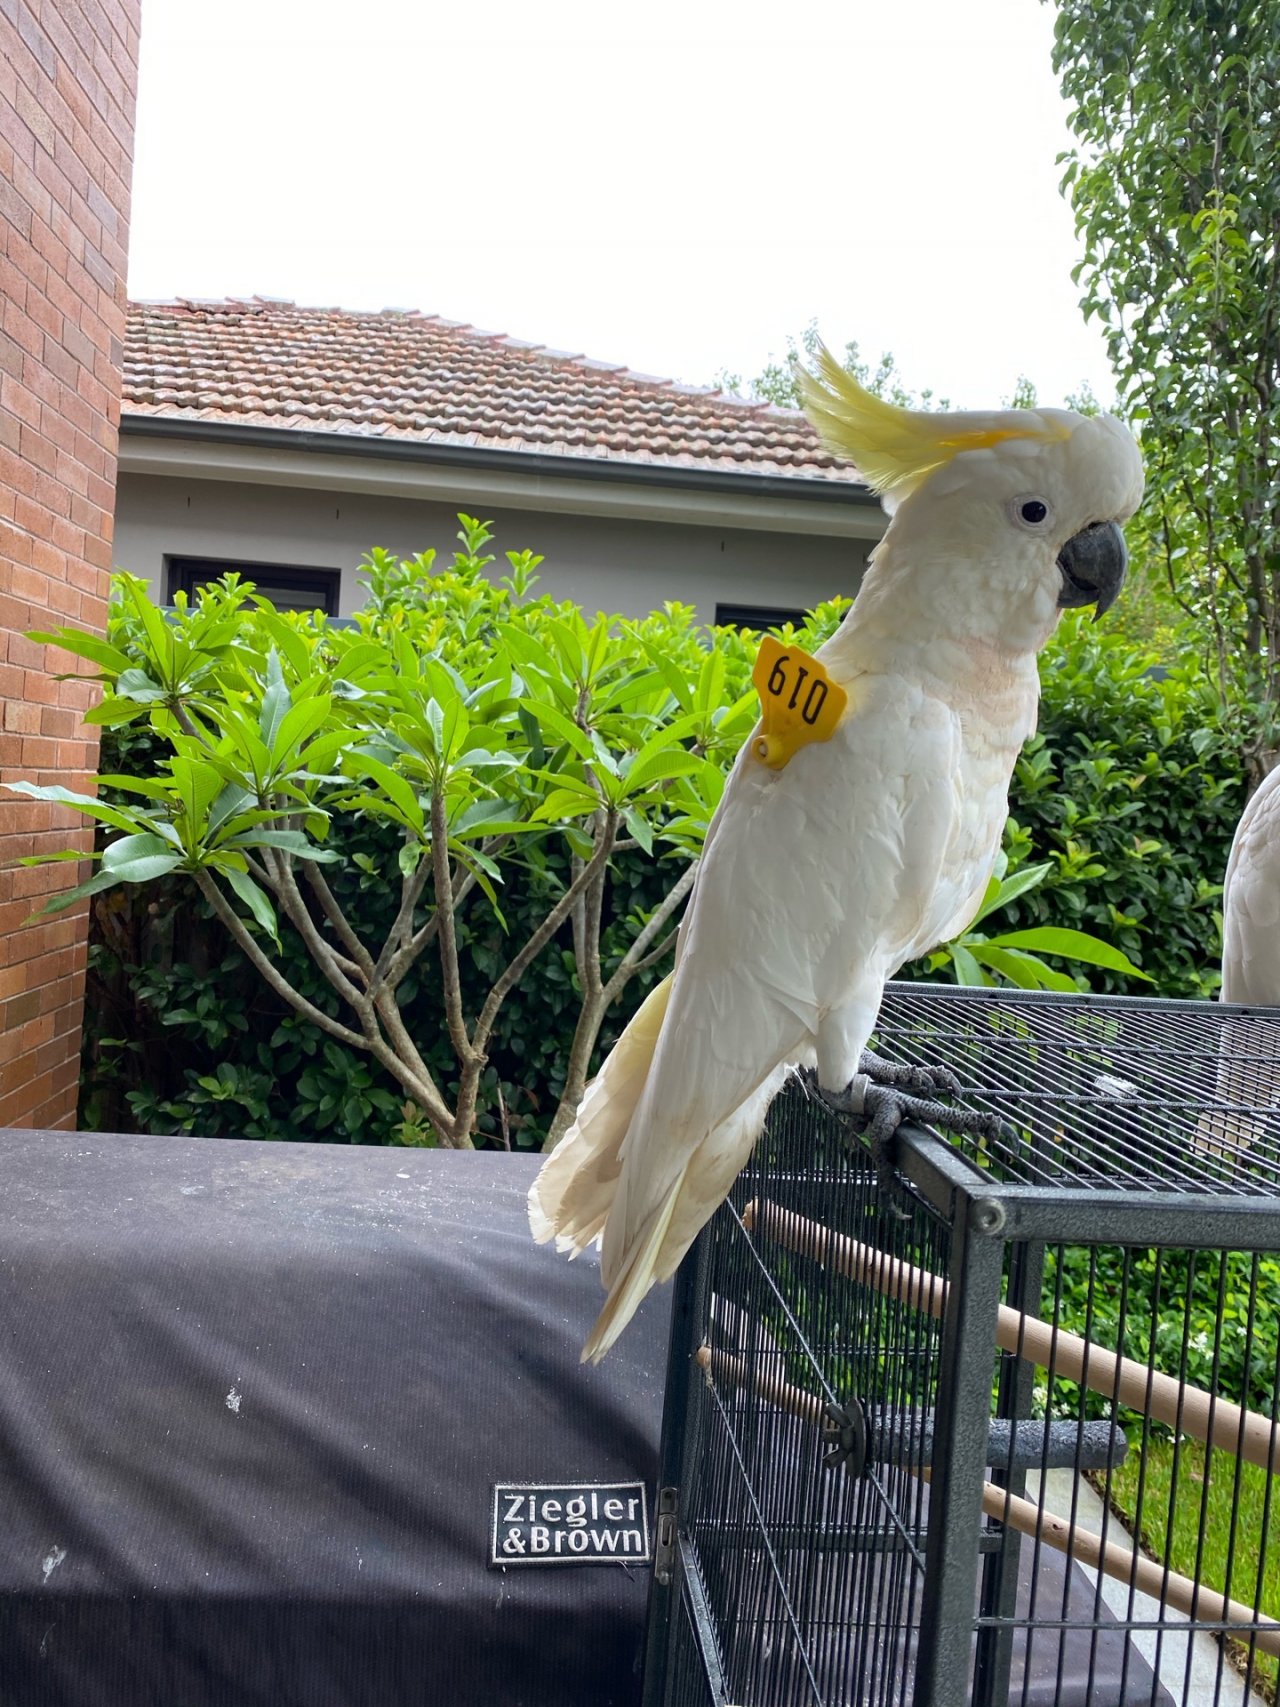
[[0, 1131, 670, 1707]]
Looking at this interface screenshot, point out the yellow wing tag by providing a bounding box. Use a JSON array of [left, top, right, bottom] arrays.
[[751, 635, 847, 770]]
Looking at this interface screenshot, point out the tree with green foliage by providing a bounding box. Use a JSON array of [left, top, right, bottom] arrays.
[[1052, 0, 1280, 780], [713, 320, 1097, 417], [714, 319, 953, 412], [13, 520, 765, 1151]]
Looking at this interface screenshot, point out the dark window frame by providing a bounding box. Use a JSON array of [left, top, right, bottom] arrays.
[[713, 601, 808, 633], [165, 556, 342, 616]]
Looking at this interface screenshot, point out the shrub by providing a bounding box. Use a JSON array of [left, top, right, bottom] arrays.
[[1000, 615, 1242, 998]]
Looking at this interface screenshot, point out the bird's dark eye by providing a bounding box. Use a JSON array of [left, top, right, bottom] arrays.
[[1020, 500, 1048, 525]]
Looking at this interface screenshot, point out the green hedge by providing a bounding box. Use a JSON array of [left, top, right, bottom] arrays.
[[984, 615, 1242, 999], [78, 588, 1242, 1149]]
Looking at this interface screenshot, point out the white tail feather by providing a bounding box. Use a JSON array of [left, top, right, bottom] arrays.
[[527, 973, 673, 1253], [580, 1179, 682, 1364]]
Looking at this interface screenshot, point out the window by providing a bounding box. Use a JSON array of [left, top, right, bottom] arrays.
[[713, 602, 808, 633], [166, 557, 341, 616]]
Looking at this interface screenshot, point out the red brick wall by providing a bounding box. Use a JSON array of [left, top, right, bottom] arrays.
[[0, 0, 140, 1128]]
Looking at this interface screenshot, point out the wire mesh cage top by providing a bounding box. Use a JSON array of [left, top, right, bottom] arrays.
[[872, 983, 1280, 1199]]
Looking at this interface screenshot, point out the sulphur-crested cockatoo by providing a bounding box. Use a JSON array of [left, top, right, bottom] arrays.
[[1221, 764, 1280, 1008], [530, 348, 1144, 1361], [1195, 764, 1280, 1154]]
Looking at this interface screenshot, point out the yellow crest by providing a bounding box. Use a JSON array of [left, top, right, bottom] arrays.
[[796, 342, 1071, 500]]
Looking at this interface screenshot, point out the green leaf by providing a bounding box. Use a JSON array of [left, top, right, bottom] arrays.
[[968, 944, 1077, 992], [27, 628, 132, 676], [300, 728, 356, 777], [947, 942, 990, 987], [969, 861, 1053, 927], [534, 788, 601, 822], [640, 638, 696, 712], [425, 696, 446, 758], [225, 829, 342, 863], [622, 713, 703, 782], [256, 611, 313, 678], [272, 694, 332, 765], [36, 866, 132, 915], [623, 746, 706, 797], [528, 698, 595, 760], [167, 752, 226, 833], [695, 645, 726, 716], [121, 576, 176, 683], [222, 865, 280, 946], [259, 650, 291, 750], [624, 807, 654, 855], [0, 780, 153, 836], [983, 927, 1152, 979], [83, 696, 153, 727], [450, 799, 529, 838], [208, 783, 258, 834], [454, 748, 523, 773], [101, 832, 184, 883], [115, 668, 167, 703], [343, 752, 426, 836], [96, 774, 178, 801], [17, 849, 96, 866], [517, 703, 545, 768]]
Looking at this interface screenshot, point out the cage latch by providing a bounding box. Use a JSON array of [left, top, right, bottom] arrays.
[[820, 1396, 869, 1476], [654, 1485, 679, 1585]]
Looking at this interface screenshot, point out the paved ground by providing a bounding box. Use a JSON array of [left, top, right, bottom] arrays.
[[1028, 1470, 1268, 1707]]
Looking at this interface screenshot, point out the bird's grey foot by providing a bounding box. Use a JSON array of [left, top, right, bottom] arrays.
[[812, 1067, 1012, 1214], [857, 1048, 964, 1100]]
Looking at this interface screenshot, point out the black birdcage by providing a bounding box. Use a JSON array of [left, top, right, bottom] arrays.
[[642, 983, 1280, 1707]]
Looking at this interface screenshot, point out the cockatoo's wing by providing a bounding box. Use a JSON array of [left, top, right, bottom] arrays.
[[593, 676, 972, 1333], [1196, 766, 1280, 1154], [1221, 765, 1280, 1006]]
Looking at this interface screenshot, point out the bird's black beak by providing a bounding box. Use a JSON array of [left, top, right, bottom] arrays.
[[1056, 520, 1128, 619]]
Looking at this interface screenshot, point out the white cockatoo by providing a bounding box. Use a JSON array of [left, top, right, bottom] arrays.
[[1195, 764, 1280, 1154], [1221, 764, 1280, 1008], [530, 348, 1145, 1361]]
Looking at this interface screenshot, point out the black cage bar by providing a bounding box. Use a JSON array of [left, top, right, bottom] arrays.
[[645, 982, 1280, 1707]]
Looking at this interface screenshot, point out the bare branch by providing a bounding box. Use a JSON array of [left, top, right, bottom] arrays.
[[304, 861, 375, 979], [385, 834, 510, 989], [569, 846, 588, 976], [599, 859, 696, 1010], [626, 929, 679, 979], [369, 839, 432, 991], [388, 866, 480, 986], [264, 846, 368, 997], [242, 852, 277, 891], [194, 869, 368, 1051], [369, 991, 459, 1141], [473, 812, 619, 1057], [198, 870, 463, 1143], [431, 789, 475, 1065], [580, 819, 610, 1004]]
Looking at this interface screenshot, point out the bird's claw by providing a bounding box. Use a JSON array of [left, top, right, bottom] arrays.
[[810, 1063, 1013, 1216], [858, 1048, 964, 1100]]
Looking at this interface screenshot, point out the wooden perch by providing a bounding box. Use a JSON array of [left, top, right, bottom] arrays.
[[742, 1198, 1280, 1477], [695, 1344, 1280, 1658]]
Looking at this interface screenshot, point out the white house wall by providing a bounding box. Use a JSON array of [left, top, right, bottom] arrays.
[[112, 472, 871, 623]]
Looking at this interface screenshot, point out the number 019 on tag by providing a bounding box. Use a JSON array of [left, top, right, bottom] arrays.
[[751, 635, 847, 770]]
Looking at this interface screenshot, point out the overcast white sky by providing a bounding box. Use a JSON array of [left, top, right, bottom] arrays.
[[126, 0, 1114, 411]]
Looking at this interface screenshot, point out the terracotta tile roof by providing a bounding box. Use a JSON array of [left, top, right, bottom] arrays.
[[122, 299, 865, 487]]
